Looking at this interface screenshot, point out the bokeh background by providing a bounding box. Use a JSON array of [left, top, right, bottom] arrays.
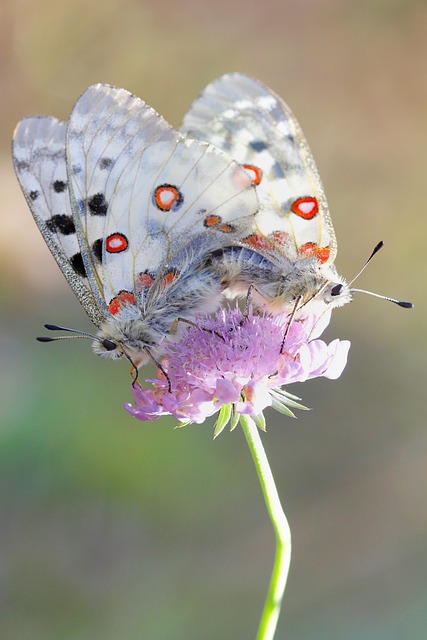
[[0, 1, 425, 638]]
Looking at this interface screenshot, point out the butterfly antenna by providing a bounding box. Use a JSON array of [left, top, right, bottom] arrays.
[[350, 289, 413, 308], [348, 240, 384, 286], [348, 241, 413, 309], [37, 324, 117, 350]]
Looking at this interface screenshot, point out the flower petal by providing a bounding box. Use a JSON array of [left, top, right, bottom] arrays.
[[215, 378, 241, 403], [322, 339, 351, 379], [124, 304, 350, 429]]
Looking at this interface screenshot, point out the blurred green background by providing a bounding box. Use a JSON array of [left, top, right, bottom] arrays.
[[0, 0, 425, 638]]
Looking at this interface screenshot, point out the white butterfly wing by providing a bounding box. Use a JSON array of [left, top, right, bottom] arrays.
[[66, 84, 178, 314], [12, 117, 104, 326], [181, 73, 337, 267], [66, 84, 258, 315]]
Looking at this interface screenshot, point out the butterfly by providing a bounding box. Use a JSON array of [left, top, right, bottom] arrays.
[[181, 73, 353, 321], [13, 83, 259, 369]]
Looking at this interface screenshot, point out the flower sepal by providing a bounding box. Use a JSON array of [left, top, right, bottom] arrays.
[[213, 403, 233, 439]]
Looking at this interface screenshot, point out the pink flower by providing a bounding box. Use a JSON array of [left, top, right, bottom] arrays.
[[124, 306, 350, 435]]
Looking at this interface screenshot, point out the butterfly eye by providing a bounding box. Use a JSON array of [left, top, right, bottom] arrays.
[[331, 284, 343, 297], [102, 338, 117, 351]]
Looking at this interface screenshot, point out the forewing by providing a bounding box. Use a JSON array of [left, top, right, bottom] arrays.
[[66, 84, 176, 313], [181, 73, 337, 266], [12, 117, 104, 326], [67, 84, 258, 312]]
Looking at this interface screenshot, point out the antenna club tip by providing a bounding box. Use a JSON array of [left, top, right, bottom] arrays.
[[373, 240, 384, 255], [399, 301, 414, 309]]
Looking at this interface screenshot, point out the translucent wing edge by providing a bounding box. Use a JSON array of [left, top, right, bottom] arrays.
[[12, 116, 105, 327]]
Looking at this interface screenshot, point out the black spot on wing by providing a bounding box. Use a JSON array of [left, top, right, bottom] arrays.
[[46, 214, 76, 235], [249, 140, 268, 152], [70, 252, 87, 277], [99, 157, 114, 170], [29, 190, 39, 200], [88, 193, 108, 216], [92, 238, 103, 263], [53, 180, 67, 193]]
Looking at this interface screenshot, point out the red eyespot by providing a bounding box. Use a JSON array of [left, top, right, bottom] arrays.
[[218, 223, 234, 233], [108, 291, 136, 315], [154, 184, 183, 211], [161, 269, 180, 287], [137, 272, 155, 289], [242, 233, 274, 251], [299, 242, 331, 264], [203, 214, 234, 232], [242, 165, 263, 186], [315, 247, 331, 264], [299, 242, 317, 257], [291, 197, 318, 220], [106, 233, 128, 253], [204, 215, 221, 227]]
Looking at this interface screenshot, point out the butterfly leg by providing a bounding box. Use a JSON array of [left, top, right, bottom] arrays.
[[280, 296, 302, 354], [143, 346, 172, 393], [172, 317, 225, 341], [244, 283, 263, 317], [243, 283, 276, 318], [266, 297, 302, 380], [170, 317, 198, 334], [125, 355, 139, 384]]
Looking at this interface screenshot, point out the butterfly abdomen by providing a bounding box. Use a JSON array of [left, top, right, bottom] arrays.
[[94, 262, 225, 365]]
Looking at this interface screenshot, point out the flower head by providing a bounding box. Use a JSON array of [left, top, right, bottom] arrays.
[[125, 305, 350, 435]]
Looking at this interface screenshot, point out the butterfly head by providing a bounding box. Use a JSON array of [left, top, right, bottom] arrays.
[[271, 260, 352, 315], [93, 304, 208, 393], [315, 272, 352, 309], [283, 242, 414, 313], [93, 311, 165, 367]]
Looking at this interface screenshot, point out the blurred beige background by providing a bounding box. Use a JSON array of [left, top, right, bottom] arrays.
[[0, 1, 425, 639]]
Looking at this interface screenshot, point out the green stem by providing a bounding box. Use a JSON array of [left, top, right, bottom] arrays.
[[240, 414, 291, 640]]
